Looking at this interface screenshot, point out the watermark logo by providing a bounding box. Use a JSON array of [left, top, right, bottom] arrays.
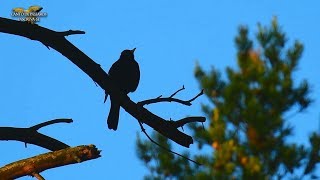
[[11, 6, 47, 24]]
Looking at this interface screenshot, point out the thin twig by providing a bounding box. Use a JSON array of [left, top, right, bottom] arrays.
[[137, 121, 201, 166], [170, 85, 185, 98], [30, 119, 73, 130], [138, 97, 192, 106], [32, 172, 45, 180], [186, 89, 204, 103], [138, 88, 203, 106]]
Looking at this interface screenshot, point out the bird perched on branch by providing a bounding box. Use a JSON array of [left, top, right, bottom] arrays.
[[105, 48, 140, 130]]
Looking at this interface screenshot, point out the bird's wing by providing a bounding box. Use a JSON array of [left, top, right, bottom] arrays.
[[12, 8, 25, 13], [130, 61, 140, 92], [108, 60, 124, 86], [125, 60, 140, 93], [28, 6, 43, 13], [108, 61, 120, 77]]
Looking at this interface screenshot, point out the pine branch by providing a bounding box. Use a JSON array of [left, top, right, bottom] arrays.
[[0, 145, 101, 179]]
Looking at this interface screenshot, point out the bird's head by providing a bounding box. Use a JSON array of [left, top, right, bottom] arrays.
[[120, 48, 136, 60]]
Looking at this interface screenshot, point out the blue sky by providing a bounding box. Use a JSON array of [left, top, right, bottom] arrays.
[[1, 1, 320, 179]]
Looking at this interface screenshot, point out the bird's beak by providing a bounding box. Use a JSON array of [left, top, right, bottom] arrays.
[[131, 48, 136, 53]]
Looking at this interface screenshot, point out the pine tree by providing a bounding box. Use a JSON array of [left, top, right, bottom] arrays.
[[136, 19, 320, 179]]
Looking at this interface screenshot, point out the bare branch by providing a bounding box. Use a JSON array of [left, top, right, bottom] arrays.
[[170, 85, 185, 98], [138, 97, 192, 106], [187, 89, 204, 103], [57, 30, 85, 36], [0, 145, 101, 180], [138, 88, 203, 106], [32, 172, 45, 180], [137, 121, 201, 165], [30, 118, 73, 130], [171, 117, 206, 129], [0, 118, 72, 151]]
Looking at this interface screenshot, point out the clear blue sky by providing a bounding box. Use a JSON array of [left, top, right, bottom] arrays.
[[1, 1, 320, 179]]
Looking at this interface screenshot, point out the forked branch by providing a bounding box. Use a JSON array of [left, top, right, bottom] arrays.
[[138, 86, 204, 106], [0, 118, 72, 151], [137, 87, 205, 165]]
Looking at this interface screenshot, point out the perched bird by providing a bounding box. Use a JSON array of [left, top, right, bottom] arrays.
[[12, 5, 43, 24], [106, 48, 140, 130]]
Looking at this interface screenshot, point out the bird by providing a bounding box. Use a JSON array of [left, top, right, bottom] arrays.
[[106, 48, 140, 130], [12, 6, 43, 24]]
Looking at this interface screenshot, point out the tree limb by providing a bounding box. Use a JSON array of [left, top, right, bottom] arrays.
[[57, 30, 85, 36], [138, 86, 204, 106], [136, 87, 205, 165], [170, 85, 185, 98], [0, 17, 205, 148], [30, 118, 72, 130], [0, 118, 72, 151], [137, 121, 201, 165], [0, 145, 101, 179], [171, 117, 206, 129]]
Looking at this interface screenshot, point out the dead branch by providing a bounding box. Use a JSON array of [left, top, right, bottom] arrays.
[[170, 85, 185, 97], [171, 117, 206, 129], [137, 121, 201, 165], [0, 17, 205, 148], [57, 30, 85, 36], [137, 86, 205, 165], [0, 118, 72, 151], [138, 86, 204, 106], [32, 172, 45, 180], [0, 145, 101, 180], [30, 118, 72, 130]]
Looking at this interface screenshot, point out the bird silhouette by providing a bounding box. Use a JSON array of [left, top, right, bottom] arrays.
[[106, 48, 140, 130]]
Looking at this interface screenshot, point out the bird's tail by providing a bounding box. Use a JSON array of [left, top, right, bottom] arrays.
[[107, 96, 120, 130]]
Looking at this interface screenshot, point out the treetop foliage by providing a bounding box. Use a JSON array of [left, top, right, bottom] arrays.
[[136, 18, 320, 179]]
